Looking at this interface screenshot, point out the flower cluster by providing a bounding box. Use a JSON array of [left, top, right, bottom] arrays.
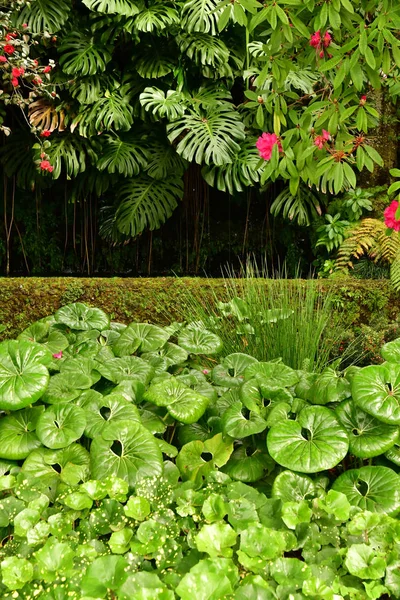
[[310, 30, 332, 58], [314, 129, 331, 149], [384, 201, 400, 232], [256, 133, 283, 161]]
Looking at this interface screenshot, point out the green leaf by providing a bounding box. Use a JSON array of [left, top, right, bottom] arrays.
[[95, 356, 154, 385], [332, 465, 400, 515], [124, 496, 151, 520], [144, 377, 209, 424], [195, 522, 237, 557], [176, 558, 238, 600], [83, 394, 141, 438], [222, 401, 267, 438], [335, 400, 399, 458], [59, 32, 112, 76], [1, 557, 33, 590], [0, 341, 50, 411], [244, 361, 299, 387], [318, 489, 351, 521], [352, 363, 400, 424], [240, 523, 287, 559], [36, 403, 86, 449], [281, 500, 312, 529], [0, 406, 44, 459], [119, 572, 175, 600], [97, 134, 150, 177], [81, 555, 128, 597], [345, 544, 386, 580], [272, 470, 316, 502], [267, 405, 349, 473], [16, 0, 71, 32], [90, 420, 163, 488], [178, 327, 223, 355], [55, 303, 109, 331]]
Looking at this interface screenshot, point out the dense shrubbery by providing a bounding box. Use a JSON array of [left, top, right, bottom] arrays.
[[0, 303, 400, 597]]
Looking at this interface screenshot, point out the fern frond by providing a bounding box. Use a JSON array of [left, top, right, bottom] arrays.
[[391, 252, 400, 291]]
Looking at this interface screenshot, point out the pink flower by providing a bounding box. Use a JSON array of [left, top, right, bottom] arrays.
[[0, 56, 7, 63], [202, 369, 210, 375], [40, 160, 54, 173], [43, 65, 52, 73], [22, 23, 28, 28], [314, 130, 331, 149], [11, 77, 19, 87], [310, 31, 321, 48], [384, 201, 400, 232], [52, 351, 63, 359], [3, 45, 15, 55], [256, 133, 283, 161], [319, 50, 324, 58], [12, 67, 24, 77], [32, 77, 43, 85], [323, 32, 332, 47]]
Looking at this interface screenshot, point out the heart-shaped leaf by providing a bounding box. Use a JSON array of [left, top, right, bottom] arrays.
[[222, 445, 274, 482], [40, 373, 82, 405], [96, 356, 154, 385], [267, 405, 349, 473], [177, 433, 233, 482], [144, 377, 209, 424], [244, 362, 299, 387], [118, 323, 169, 354], [142, 342, 188, 368], [222, 402, 267, 438], [0, 340, 50, 410], [336, 400, 399, 458], [0, 406, 44, 459], [36, 404, 86, 449], [55, 302, 110, 331], [332, 466, 400, 516], [307, 368, 351, 405], [22, 444, 90, 487], [90, 420, 163, 488], [211, 353, 258, 387], [83, 394, 141, 439], [272, 471, 316, 502], [352, 363, 400, 424], [178, 328, 223, 355]]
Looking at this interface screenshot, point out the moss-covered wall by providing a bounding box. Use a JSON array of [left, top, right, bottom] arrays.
[[0, 277, 398, 342]]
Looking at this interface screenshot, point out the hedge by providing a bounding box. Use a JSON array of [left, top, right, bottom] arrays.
[[0, 276, 398, 342]]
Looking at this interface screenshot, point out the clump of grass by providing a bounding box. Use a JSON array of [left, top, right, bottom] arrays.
[[176, 259, 351, 372]]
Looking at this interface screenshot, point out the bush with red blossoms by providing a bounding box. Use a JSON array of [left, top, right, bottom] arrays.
[[256, 133, 283, 161]]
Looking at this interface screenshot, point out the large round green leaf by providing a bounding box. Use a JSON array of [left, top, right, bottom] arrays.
[[40, 373, 82, 405], [144, 377, 209, 424], [271, 471, 316, 502], [18, 322, 69, 355], [0, 406, 44, 460], [36, 404, 86, 449], [90, 420, 163, 488], [142, 342, 188, 368], [352, 363, 400, 424], [0, 340, 50, 410], [83, 394, 141, 439], [332, 466, 400, 515], [60, 357, 100, 387], [385, 443, 400, 466], [95, 356, 154, 385], [222, 446, 274, 482], [122, 323, 170, 353], [178, 328, 223, 355], [22, 444, 90, 486], [307, 368, 351, 405], [267, 406, 349, 473], [244, 362, 299, 387], [211, 354, 258, 388], [381, 339, 400, 363], [335, 400, 399, 458], [55, 303, 110, 331], [222, 402, 267, 438]]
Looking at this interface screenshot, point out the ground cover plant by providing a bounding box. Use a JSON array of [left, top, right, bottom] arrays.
[[1, 303, 400, 598]]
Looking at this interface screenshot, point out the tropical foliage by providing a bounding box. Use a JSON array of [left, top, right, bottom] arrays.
[[1, 0, 400, 247], [0, 303, 400, 598]]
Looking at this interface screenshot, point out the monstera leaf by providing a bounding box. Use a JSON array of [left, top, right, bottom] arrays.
[[272, 471, 316, 503], [83, 394, 141, 439], [36, 404, 86, 449], [0, 341, 50, 410], [244, 362, 299, 388], [0, 407, 44, 460], [95, 356, 154, 385], [267, 406, 349, 473], [178, 328, 223, 355], [222, 402, 267, 438], [144, 378, 209, 424], [335, 400, 399, 458], [352, 363, 400, 424], [90, 421, 163, 488], [55, 303, 110, 331], [332, 466, 400, 516], [211, 354, 258, 388]]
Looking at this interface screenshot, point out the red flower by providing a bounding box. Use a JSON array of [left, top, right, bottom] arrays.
[[310, 31, 321, 48], [32, 77, 43, 85], [384, 201, 400, 232], [39, 160, 53, 173], [256, 133, 283, 160], [319, 50, 324, 58], [52, 351, 63, 359], [40, 130, 51, 137], [360, 95, 367, 105], [33, 59, 39, 67], [43, 65, 52, 73], [323, 32, 332, 47], [11, 78, 19, 87], [314, 129, 331, 149], [12, 67, 24, 77], [0, 56, 7, 63], [3, 45, 15, 55], [5, 33, 17, 41]]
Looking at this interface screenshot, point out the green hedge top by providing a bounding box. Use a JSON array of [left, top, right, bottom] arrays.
[[0, 277, 397, 341]]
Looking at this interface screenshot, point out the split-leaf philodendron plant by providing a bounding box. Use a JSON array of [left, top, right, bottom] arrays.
[[0, 303, 399, 597], [1, 0, 400, 241]]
